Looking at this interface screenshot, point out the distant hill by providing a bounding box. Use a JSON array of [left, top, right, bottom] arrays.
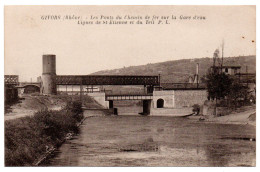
[[91, 56, 256, 83]]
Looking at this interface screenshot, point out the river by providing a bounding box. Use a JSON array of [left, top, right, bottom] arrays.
[[42, 109, 255, 167]]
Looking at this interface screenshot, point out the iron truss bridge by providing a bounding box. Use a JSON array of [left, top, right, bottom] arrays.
[[4, 75, 19, 85], [105, 94, 153, 101], [56, 75, 159, 86]]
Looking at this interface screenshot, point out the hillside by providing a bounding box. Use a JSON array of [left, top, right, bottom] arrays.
[[91, 56, 256, 83]]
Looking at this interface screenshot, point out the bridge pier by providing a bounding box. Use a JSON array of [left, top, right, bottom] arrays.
[[109, 100, 114, 109], [108, 100, 118, 115], [143, 100, 151, 115]]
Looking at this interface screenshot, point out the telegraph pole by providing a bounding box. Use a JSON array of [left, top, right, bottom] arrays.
[[221, 40, 224, 68], [196, 63, 199, 88], [246, 66, 248, 88]]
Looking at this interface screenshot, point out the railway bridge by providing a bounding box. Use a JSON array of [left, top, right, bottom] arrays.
[[39, 54, 208, 116], [5, 54, 209, 116], [40, 54, 160, 115], [105, 93, 154, 115], [54, 75, 159, 115]]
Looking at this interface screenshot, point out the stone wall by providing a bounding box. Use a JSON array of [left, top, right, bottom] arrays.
[[153, 90, 174, 108], [150, 107, 192, 116], [174, 90, 207, 108], [203, 105, 231, 116], [153, 89, 207, 109]]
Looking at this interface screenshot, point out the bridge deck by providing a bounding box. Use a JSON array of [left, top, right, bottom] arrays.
[[106, 94, 153, 100]]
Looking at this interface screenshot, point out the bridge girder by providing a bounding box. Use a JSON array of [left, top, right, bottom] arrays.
[[56, 75, 159, 86], [106, 95, 153, 101], [4, 75, 19, 85]]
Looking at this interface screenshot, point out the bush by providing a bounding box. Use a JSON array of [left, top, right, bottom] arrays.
[[64, 100, 83, 122], [5, 100, 83, 166], [192, 104, 200, 115]]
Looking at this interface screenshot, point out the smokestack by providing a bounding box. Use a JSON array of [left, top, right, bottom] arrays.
[[194, 63, 199, 87], [196, 63, 199, 76]]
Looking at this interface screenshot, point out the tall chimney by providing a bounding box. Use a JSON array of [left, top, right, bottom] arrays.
[[196, 63, 199, 76], [41, 54, 57, 95], [194, 63, 200, 85]]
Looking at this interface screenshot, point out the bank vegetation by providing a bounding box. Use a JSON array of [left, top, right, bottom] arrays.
[[5, 100, 83, 166]]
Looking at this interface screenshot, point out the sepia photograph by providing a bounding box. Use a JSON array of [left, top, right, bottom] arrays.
[[3, 4, 256, 167]]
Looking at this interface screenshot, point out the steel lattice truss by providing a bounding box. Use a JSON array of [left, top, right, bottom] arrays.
[[56, 75, 159, 86], [4, 75, 19, 85]]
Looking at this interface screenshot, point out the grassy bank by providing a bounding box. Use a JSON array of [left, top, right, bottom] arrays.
[[5, 100, 83, 166], [5, 94, 105, 121]]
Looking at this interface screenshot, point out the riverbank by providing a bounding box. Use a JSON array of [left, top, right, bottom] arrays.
[[5, 94, 104, 120], [188, 105, 256, 126], [4, 93, 107, 166], [4, 100, 84, 166], [35, 109, 109, 166]]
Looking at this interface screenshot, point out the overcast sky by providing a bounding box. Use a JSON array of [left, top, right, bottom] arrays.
[[4, 6, 255, 81]]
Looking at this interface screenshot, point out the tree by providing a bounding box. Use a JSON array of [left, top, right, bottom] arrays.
[[206, 71, 232, 100], [206, 69, 249, 112], [206, 71, 232, 115], [227, 78, 249, 108]]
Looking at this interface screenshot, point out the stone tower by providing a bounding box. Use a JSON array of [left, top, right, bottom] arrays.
[[41, 54, 57, 95]]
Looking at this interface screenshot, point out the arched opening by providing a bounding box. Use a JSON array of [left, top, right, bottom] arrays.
[[157, 99, 164, 108], [24, 85, 40, 94], [225, 68, 228, 73]]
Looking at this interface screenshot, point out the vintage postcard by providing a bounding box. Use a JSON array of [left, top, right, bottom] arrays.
[[4, 5, 256, 167]]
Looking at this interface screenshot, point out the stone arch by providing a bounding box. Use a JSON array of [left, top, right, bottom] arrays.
[[157, 98, 164, 108], [23, 85, 40, 94]]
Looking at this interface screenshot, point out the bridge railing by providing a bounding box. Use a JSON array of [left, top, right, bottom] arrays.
[[105, 92, 153, 96], [57, 90, 106, 95], [105, 94, 153, 101]]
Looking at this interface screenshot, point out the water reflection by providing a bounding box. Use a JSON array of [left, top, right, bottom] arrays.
[[43, 114, 255, 166]]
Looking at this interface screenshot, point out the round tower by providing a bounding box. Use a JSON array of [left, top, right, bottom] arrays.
[[41, 54, 57, 95]]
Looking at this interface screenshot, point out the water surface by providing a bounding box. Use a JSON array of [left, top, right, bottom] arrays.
[[44, 113, 255, 167]]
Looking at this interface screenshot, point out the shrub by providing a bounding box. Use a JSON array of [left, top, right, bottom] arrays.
[[64, 100, 83, 122], [5, 100, 83, 166], [192, 104, 200, 115]]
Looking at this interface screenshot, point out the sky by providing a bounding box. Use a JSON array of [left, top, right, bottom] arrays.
[[4, 6, 256, 81]]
